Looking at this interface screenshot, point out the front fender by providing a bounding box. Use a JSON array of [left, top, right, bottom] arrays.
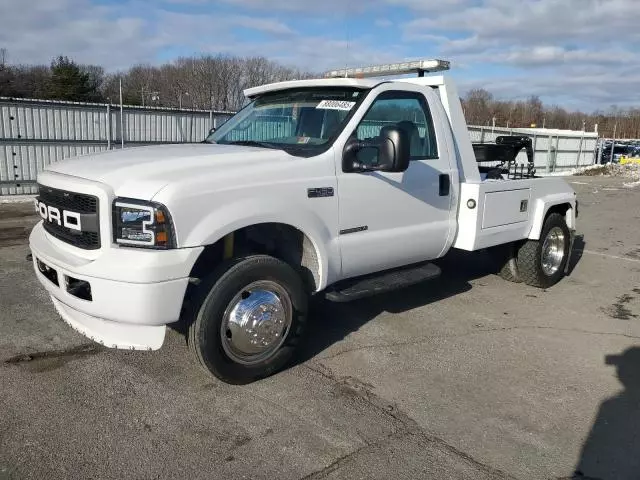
[[179, 197, 340, 291]]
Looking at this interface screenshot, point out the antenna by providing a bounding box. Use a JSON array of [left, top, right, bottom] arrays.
[[344, 3, 350, 78]]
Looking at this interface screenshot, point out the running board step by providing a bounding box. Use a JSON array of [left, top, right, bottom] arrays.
[[325, 262, 441, 303]]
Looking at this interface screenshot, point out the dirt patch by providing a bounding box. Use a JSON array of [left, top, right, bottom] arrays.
[[0, 210, 35, 221], [575, 165, 610, 176], [601, 292, 639, 320], [574, 163, 640, 181], [0, 204, 36, 221], [4, 344, 103, 373], [626, 249, 640, 260], [0, 226, 32, 247]]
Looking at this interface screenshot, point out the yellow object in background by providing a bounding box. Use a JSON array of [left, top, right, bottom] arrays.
[[620, 157, 640, 165]]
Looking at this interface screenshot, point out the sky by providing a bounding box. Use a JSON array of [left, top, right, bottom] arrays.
[[0, 0, 638, 111]]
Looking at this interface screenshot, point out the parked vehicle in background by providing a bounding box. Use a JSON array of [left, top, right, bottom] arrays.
[[29, 59, 577, 384]]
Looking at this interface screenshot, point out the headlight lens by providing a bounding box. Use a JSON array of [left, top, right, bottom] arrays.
[[113, 198, 175, 249]]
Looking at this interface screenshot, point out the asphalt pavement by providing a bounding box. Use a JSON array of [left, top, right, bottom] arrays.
[[1, 176, 639, 480]]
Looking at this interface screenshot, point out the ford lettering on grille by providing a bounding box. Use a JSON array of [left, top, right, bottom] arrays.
[[34, 200, 82, 230], [35, 184, 101, 249]]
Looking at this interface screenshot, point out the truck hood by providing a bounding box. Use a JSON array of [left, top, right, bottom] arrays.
[[44, 143, 290, 199]]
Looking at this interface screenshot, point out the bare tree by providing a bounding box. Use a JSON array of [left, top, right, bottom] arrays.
[[2, 50, 639, 137]]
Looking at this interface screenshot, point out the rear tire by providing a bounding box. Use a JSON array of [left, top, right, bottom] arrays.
[[516, 213, 571, 288], [489, 243, 522, 283], [188, 255, 308, 384]]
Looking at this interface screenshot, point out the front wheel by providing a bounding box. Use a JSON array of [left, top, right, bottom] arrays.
[[516, 213, 571, 288], [188, 255, 308, 384]]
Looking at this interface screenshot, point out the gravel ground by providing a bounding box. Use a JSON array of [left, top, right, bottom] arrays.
[[1, 176, 639, 480]]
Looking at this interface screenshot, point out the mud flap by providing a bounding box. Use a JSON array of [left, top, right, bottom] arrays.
[[564, 230, 576, 275]]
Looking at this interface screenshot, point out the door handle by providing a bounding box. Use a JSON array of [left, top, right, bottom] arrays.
[[439, 174, 450, 196]]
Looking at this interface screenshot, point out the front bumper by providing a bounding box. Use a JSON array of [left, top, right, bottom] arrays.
[[29, 222, 203, 350]]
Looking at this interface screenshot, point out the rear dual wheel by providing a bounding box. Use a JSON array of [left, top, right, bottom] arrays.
[[493, 213, 571, 288], [188, 255, 308, 384], [516, 213, 571, 288]]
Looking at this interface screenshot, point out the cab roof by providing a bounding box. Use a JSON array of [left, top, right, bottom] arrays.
[[243, 78, 382, 98]]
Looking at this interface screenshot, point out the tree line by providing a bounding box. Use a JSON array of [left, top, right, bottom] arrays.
[[0, 50, 311, 112], [461, 88, 639, 139], [0, 48, 637, 138]]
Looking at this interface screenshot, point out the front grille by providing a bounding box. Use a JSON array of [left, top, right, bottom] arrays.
[[37, 184, 101, 250], [42, 222, 101, 249], [37, 184, 98, 214]]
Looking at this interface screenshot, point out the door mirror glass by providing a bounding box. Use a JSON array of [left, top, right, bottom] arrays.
[[343, 126, 410, 173], [345, 90, 438, 172]]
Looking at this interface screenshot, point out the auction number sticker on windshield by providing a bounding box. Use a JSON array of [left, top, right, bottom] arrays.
[[316, 100, 356, 111]]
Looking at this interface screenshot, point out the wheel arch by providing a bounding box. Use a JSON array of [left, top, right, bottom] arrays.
[[188, 221, 328, 294], [528, 196, 576, 240]]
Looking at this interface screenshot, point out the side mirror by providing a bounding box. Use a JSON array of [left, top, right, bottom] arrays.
[[208, 127, 216, 135], [343, 126, 410, 173]]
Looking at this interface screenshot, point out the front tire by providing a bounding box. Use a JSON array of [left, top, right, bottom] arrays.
[[516, 213, 571, 288], [188, 255, 308, 384]]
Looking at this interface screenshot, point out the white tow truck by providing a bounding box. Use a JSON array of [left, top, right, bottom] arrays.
[[29, 59, 577, 384]]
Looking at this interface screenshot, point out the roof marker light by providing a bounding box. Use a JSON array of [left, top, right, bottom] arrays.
[[323, 59, 450, 79]]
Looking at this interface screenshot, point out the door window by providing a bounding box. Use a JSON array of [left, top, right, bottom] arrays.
[[353, 91, 438, 166]]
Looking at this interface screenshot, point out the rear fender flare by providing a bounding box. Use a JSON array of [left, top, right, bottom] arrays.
[[527, 195, 576, 240]]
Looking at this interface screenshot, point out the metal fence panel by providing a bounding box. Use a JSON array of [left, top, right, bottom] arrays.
[[0, 97, 232, 195], [468, 126, 597, 172], [1, 97, 600, 195]]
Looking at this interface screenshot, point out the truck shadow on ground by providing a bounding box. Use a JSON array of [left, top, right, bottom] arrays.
[[296, 249, 498, 365], [563, 347, 640, 480], [170, 239, 586, 366], [297, 238, 587, 366], [568, 234, 585, 276]]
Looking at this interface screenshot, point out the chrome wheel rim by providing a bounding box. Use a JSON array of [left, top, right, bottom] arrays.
[[220, 280, 292, 366], [541, 227, 565, 276]]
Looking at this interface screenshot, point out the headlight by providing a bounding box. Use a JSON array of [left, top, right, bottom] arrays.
[[113, 198, 175, 249]]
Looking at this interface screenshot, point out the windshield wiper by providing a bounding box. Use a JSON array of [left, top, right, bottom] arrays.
[[225, 140, 279, 149]]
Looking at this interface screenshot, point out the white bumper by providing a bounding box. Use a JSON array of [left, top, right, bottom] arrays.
[[29, 222, 203, 350]]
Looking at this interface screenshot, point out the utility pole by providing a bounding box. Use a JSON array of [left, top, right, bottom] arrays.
[[119, 78, 124, 149], [179, 92, 190, 109], [609, 122, 617, 164]]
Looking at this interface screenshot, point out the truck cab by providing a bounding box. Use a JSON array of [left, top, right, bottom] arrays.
[[29, 59, 576, 384]]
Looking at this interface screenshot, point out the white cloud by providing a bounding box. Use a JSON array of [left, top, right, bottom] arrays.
[[375, 18, 394, 28], [1, 0, 638, 109], [404, 0, 640, 46], [212, 0, 374, 13], [0, 0, 164, 70], [399, 0, 640, 109]]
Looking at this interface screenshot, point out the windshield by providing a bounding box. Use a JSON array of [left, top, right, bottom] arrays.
[[205, 87, 368, 155]]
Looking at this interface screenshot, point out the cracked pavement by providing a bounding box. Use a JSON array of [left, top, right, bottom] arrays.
[[1, 176, 639, 479]]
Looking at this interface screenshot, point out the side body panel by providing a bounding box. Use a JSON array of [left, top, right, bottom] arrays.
[[454, 177, 576, 251], [328, 82, 459, 278], [152, 150, 341, 291], [482, 189, 531, 229]]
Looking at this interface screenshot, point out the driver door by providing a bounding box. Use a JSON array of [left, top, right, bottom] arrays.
[[336, 89, 456, 279]]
